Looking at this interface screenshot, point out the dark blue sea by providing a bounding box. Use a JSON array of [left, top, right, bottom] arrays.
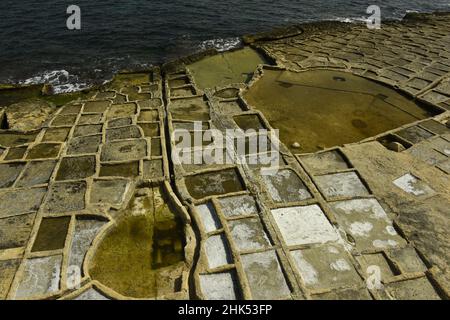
[[0, 0, 449, 92]]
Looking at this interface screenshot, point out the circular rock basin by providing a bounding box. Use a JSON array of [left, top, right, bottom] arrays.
[[244, 69, 437, 153]]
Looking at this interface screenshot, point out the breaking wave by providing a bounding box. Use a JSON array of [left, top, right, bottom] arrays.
[[331, 16, 374, 23], [19, 70, 90, 94], [199, 37, 242, 52]]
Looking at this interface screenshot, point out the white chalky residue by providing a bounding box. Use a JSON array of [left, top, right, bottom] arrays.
[[401, 176, 424, 195], [331, 198, 407, 251], [332, 198, 388, 220], [393, 173, 434, 196], [349, 221, 373, 237], [262, 175, 282, 202], [49, 263, 61, 293], [131, 196, 147, 216], [218, 195, 258, 217], [315, 172, 368, 198], [233, 223, 256, 242], [229, 219, 270, 251], [291, 251, 319, 285], [199, 272, 237, 300], [271, 205, 340, 246], [335, 225, 357, 252], [205, 234, 231, 269], [196, 203, 221, 233], [385, 225, 398, 236], [373, 239, 398, 248], [328, 246, 340, 254], [14, 255, 62, 299], [240, 250, 291, 299], [330, 258, 351, 272], [261, 169, 311, 202], [69, 219, 106, 271], [74, 287, 109, 300], [235, 201, 255, 215]]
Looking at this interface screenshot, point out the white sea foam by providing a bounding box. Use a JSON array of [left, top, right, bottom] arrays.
[[199, 37, 242, 52], [331, 16, 372, 24], [19, 69, 90, 94]]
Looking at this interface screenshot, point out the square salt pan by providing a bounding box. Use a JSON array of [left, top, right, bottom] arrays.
[[89, 179, 129, 206], [196, 202, 221, 233], [14, 255, 62, 299], [271, 204, 339, 246], [330, 198, 406, 251], [199, 272, 239, 300], [228, 217, 271, 252], [240, 250, 291, 299], [261, 168, 312, 203], [291, 244, 362, 291], [393, 173, 435, 196], [315, 171, 370, 199], [218, 195, 258, 217], [299, 150, 351, 175], [0, 187, 46, 218], [204, 234, 232, 269], [386, 277, 441, 300]]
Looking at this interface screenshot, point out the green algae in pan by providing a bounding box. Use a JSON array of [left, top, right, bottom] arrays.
[[99, 161, 140, 177], [31, 216, 71, 252], [185, 168, 245, 199], [169, 96, 210, 121], [0, 132, 38, 147], [187, 47, 267, 90], [244, 69, 436, 153], [89, 186, 185, 298], [234, 114, 266, 131]]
